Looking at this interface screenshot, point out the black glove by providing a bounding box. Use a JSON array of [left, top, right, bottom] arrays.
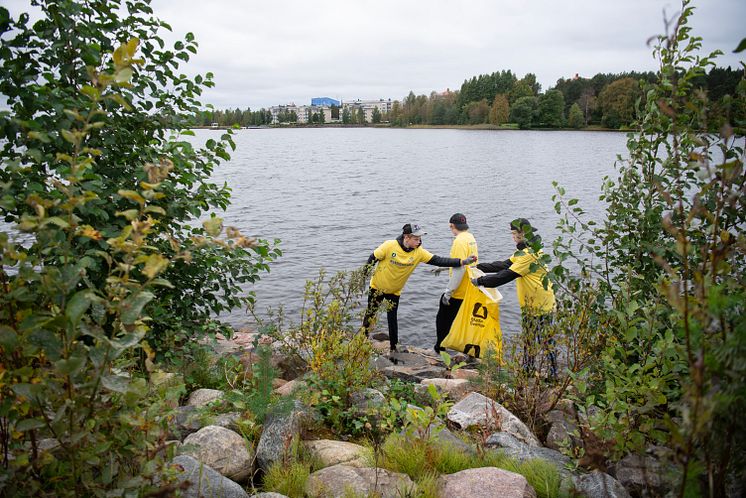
[[461, 255, 478, 266], [470, 277, 480, 286]]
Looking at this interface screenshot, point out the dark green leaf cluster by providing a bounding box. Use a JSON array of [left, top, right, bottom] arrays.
[[0, 0, 280, 494], [548, 1, 745, 493]]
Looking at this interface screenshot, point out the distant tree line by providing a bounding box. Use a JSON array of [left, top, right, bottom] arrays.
[[195, 66, 744, 130], [194, 108, 273, 126]]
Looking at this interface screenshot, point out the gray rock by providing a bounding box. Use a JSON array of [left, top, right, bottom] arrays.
[[370, 354, 395, 371], [171, 405, 203, 440], [431, 425, 475, 455], [302, 439, 370, 468], [250, 494, 289, 498], [420, 378, 471, 400], [214, 412, 243, 432], [610, 453, 672, 497], [187, 388, 225, 407], [397, 405, 475, 455], [182, 425, 253, 482], [382, 365, 445, 383], [573, 471, 631, 498], [387, 348, 434, 367], [273, 378, 306, 397], [485, 432, 571, 478], [545, 408, 580, 452], [305, 464, 415, 498], [437, 467, 537, 498], [370, 332, 390, 341], [350, 388, 386, 412], [170, 455, 249, 498], [448, 392, 541, 446], [256, 401, 306, 472]]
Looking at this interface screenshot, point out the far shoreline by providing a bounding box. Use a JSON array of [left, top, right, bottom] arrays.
[[192, 123, 630, 132]]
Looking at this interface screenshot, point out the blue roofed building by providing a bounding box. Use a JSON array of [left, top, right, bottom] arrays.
[[311, 97, 340, 107]]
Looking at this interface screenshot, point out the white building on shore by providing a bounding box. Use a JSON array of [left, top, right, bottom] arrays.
[[269, 97, 394, 124]]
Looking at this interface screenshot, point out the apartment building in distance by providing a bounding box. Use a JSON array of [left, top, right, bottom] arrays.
[[269, 97, 394, 124], [341, 99, 393, 123]]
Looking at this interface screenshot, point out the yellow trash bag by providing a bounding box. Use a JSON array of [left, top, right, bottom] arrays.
[[441, 267, 502, 359]]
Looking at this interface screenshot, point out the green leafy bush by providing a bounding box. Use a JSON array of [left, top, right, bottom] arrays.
[[548, 1, 745, 493], [0, 0, 280, 367], [0, 0, 279, 494]]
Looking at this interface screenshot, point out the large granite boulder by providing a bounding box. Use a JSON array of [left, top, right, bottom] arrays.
[[181, 425, 253, 482], [437, 467, 537, 498], [187, 388, 224, 407], [305, 465, 414, 498], [448, 392, 541, 446], [169, 455, 249, 498], [302, 439, 370, 468], [573, 470, 631, 498], [256, 401, 306, 472]]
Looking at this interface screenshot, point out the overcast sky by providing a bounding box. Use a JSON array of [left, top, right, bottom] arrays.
[[6, 0, 746, 109]]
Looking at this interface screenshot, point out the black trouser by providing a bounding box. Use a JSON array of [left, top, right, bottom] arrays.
[[435, 294, 463, 352], [521, 313, 558, 379], [362, 288, 400, 349]]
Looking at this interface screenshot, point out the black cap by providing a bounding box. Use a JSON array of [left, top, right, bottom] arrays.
[[449, 213, 469, 230], [510, 218, 533, 232]]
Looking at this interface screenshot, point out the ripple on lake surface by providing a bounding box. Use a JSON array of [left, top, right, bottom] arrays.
[[193, 128, 627, 347]]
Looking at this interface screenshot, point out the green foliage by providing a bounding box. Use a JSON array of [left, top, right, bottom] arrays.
[[538, 90, 566, 127], [402, 384, 453, 440], [0, 31, 177, 497], [259, 268, 383, 436], [597, 77, 641, 128], [489, 94, 510, 125], [379, 434, 565, 498], [567, 103, 585, 128], [439, 351, 466, 378], [549, 1, 746, 494], [0, 1, 278, 494], [0, 0, 280, 368], [510, 96, 539, 129], [262, 460, 311, 498]]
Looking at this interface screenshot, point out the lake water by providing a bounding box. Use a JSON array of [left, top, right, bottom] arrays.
[[198, 127, 627, 348]]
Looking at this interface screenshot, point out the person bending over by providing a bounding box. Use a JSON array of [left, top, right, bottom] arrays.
[[363, 222, 477, 352]]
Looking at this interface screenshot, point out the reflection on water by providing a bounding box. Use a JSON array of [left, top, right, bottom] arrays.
[[197, 127, 626, 348]]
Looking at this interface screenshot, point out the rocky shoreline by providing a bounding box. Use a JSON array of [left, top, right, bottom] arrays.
[[134, 329, 677, 498]]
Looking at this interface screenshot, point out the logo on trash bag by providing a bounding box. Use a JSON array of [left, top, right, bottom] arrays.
[[472, 303, 488, 320]]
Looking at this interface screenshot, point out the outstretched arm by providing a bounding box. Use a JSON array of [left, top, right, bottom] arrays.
[[427, 254, 477, 267], [472, 268, 520, 288], [476, 258, 512, 273]]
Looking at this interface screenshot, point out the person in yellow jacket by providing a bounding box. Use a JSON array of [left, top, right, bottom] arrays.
[[435, 213, 478, 353], [363, 222, 477, 352], [471, 218, 557, 378]]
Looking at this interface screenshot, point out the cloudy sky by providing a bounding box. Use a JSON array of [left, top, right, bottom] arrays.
[[6, 0, 746, 109]]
